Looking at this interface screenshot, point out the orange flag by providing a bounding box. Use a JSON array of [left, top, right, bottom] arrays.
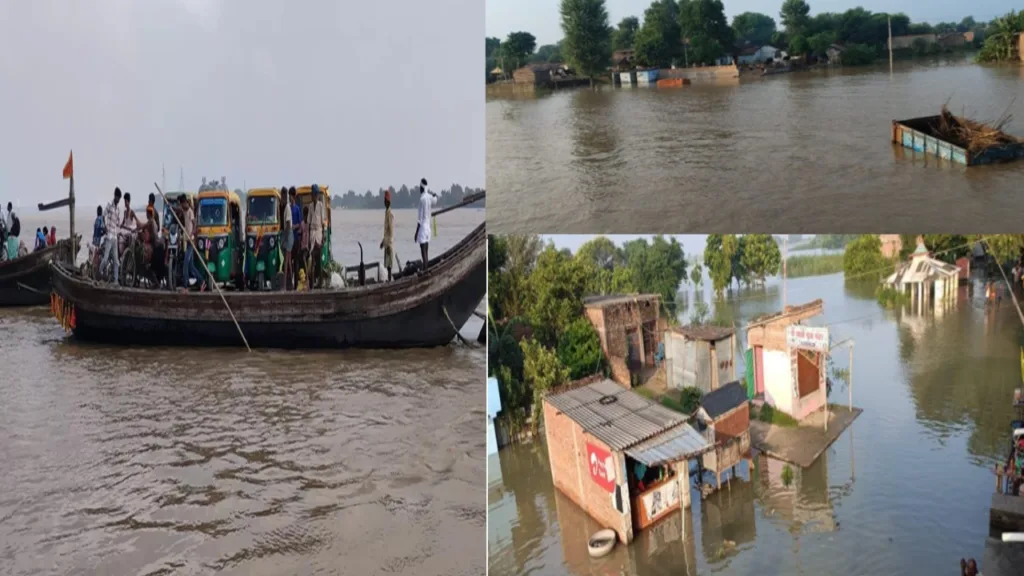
[[62, 151, 73, 179]]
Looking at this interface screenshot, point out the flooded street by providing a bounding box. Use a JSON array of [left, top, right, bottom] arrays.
[[0, 210, 486, 575], [488, 269, 1021, 575], [487, 58, 1024, 233]]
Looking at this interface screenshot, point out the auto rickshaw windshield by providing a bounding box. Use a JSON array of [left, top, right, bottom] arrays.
[[198, 198, 228, 226], [247, 196, 278, 225]]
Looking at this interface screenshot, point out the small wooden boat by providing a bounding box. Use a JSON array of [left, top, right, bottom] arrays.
[[892, 113, 1024, 166], [0, 237, 77, 307], [49, 223, 485, 348]]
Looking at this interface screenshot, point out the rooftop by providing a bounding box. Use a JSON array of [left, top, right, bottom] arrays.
[[672, 324, 735, 342], [885, 255, 959, 285], [700, 381, 748, 419], [545, 378, 686, 450], [748, 299, 824, 329], [583, 294, 661, 309]]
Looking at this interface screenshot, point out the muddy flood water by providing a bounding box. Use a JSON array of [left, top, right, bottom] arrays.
[[0, 209, 486, 575], [488, 268, 1023, 575], [487, 57, 1024, 233]]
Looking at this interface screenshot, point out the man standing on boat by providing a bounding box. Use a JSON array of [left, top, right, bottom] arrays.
[[381, 187, 394, 281], [181, 195, 204, 292], [414, 178, 438, 272], [308, 184, 327, 289], [99, 187, 123, 284], [289, 187, 302, 290], [281, 186, 293, 290]]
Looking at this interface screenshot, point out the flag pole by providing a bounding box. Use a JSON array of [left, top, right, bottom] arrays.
[[69, 166, 75, 264]]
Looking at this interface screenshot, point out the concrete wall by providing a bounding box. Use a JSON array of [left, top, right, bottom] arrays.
[[889, 33, 937, 50], [543, 399, 634, 544], [658, 65, 739, 84], [762, 349, 793, 415]]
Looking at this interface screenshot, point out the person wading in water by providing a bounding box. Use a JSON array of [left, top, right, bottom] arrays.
[[414, 178, 438, 273]]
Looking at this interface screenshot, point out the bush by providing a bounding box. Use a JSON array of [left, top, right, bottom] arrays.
[[843, 235, 887, 280], [758, 403, 775, 423], [556, 318, 606, 380], [680, 387, 703, 413], [840, 43, 876, 66]]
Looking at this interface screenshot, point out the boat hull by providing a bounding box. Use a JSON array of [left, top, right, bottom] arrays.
[[0, 239, 75, 307], [892, 115, 1024, 166], [50, 224, 486, 349]]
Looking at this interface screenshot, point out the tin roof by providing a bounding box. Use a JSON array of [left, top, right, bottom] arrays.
[[671, 325, 734, 341], [700, 381, 748, 419], [624, 422, 712, 467], [582, 294, 661, 309], [545, 379, 686, 450]]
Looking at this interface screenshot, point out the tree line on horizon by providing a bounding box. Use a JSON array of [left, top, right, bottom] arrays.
[[487, 1, 1018, 80]]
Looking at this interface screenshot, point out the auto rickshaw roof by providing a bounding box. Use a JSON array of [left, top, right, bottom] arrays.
[[198, 189, 242, 205], [295, 185, 331, 198], [246, 187, 281, 199]]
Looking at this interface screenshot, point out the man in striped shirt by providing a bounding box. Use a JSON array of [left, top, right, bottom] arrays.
[[99, 187, 123, 284]]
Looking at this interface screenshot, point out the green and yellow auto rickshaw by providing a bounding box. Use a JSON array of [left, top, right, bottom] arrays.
[[195, 189, 244, 290], [244, 187, 282, 290], [295, 184, 332, 271]]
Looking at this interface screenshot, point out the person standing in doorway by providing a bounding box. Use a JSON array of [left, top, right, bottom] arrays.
[[281, 186, 293, 290], [414, 178, 438, 272], [48, 226, 56, 246], [100, 187, 123, 284], [380, 187, 395, 281], [308, 184, 326, 289]]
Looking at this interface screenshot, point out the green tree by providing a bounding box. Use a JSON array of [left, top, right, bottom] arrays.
[[808, 31, 836, 55], [528, 245, 592, 346], [789, 34, 809, 55], [557, 317, 606, 379], [780, 0, 811, 37], [980, 235, 1024, 264], [522, 338, 570, 434], [840, 43, 876, 65], [741, 234, 782, 283], [634, 0, 682, 67], [576, 236, 622, 270], [959, 16, 976, 32], [977, 11, 1024, 63], [690, 262, 704, 287], [534, 43, 564, 62], [560, 0, 613, 82], [704, 234, 737, 295], [731, 235, 748, 288], [621, 236, 687, 311], [732, 12, 777, 45], [843, 235, 887, 279], [922, 234, 970, 264], [911, 37, 929, 55], [500, 32, 537, 71], [613, 16, 641, 50], [678, 0, 735, 65], [898, 234, 919, 260]]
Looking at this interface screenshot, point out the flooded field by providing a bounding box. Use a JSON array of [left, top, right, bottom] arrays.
[[0, 209, 486, 576], [488, 268, 1021, 575], [487, 58, 1024, 233]]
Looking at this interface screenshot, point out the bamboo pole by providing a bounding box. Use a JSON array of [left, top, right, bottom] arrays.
[[430, 190, 486, 218], [153, 182, 251, 352], [848, 342, 854, 411]]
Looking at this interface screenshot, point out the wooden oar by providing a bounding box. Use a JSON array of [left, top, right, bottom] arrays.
[[153, 182, 251, 352]]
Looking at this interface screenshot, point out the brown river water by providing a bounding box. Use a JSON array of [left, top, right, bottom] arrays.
[[0, 209, 486, 575], [487, 56, 1024, 234], [489, 270, 1023, 575]]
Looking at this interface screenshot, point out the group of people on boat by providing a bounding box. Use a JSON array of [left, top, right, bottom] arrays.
[[84, 176, 438, 292], [0, 202, 58, 262]]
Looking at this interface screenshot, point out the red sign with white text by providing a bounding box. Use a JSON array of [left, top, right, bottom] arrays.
[[586, 442, 616, 493]]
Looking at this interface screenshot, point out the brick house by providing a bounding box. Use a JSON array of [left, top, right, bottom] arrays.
[[693, 381, 751, 487], [543, 378, 712, 544], [583, 294, 662, 388], [745, 300, 829, 421]]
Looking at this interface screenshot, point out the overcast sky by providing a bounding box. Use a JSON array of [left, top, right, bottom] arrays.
[[0, 0, 484, 209], [487, 0, 1016, 45]]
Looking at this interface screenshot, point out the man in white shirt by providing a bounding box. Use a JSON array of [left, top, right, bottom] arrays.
[[414, 178, 438, 272], [99, 187, 123, 284], [308, 184, 327, 288]]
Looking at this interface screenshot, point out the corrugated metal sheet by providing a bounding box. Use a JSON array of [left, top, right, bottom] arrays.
[[683, 337, 697, 388], [695, 340, 711, 394], [625, 423, 712, 466], [717, 339, 733, 390], [545, 379, 686, 451]]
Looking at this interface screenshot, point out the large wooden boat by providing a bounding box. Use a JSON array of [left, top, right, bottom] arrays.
[[0, 238, 77, 307], [49, 222, 485, 348]]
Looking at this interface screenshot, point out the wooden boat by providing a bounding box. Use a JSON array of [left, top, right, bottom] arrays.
[[892, 114, 1024, 166], [0, 238, 77, 307], [49, 222, 485, 348]]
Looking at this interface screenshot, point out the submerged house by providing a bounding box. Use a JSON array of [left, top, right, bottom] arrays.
[[883, 238, 960, 310], [584, 294, 662, 388], [693, 381, 751, 487], [745, 300, 829, 421], [663, 325, 737, 394], [543, 378, 712, 544]]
